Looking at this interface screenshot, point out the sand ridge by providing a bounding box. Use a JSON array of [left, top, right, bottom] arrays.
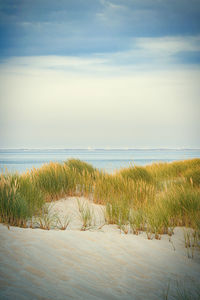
[[0, 197, 200, 300]]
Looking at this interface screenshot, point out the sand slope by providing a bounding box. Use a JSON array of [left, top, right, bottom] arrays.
[[0, 197, 200, 300]]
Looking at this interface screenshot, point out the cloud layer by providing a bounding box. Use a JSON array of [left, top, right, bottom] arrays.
[[1, 0, 200, 57], [0, 0, 200, 148]]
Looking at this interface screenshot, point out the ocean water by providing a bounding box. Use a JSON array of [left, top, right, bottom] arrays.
[[0, 148, 200, 174]]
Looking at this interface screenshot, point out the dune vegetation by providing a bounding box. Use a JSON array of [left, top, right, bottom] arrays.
[[0, 158, 200, 242]]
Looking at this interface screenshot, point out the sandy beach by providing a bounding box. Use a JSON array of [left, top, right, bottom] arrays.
[[1, 0, 200, 298], [0, 197, 200, 300]]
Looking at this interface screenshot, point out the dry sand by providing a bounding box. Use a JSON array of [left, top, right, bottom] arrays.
[[0, 197, 200, 300]]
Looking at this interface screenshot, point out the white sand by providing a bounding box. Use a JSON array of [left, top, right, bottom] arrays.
[[0, 197, 200, 300]]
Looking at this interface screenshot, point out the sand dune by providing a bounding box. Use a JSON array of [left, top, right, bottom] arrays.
[[0, 197, 200, 300]]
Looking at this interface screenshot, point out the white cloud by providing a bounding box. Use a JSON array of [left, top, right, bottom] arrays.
[[136, 35, 200, 55], [102, 35, 200, 67], [1, 35, 199, 79], [1, 55, 107, 69]]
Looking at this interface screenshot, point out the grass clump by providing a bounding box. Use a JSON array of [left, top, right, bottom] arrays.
[[64, 159, 98, 197], [65, 159, 96, 175], [0, 173, 44, 227], [163, 279, 200, 300], [119, 165, 153, 183], [56, 214, 71, 230], [35, 205, 58, 230], [147, 158, 200, 181], [93, 172, 155, 207], [77, 199, 94, 231], [159, 183, 200, 227], [129, 208, 146, 235], [184, 167, 200, 187], [31, 162, 71, 200]]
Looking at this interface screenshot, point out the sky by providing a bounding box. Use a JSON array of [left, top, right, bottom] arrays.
[[0, 0, 200, 149]]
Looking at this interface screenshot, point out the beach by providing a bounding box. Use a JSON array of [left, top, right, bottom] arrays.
[[0, 197, 200, 300], [1, 0, 200, 298]]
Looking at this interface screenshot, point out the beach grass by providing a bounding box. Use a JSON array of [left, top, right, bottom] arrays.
[[0, 158, 200, 243], [146, 158, 200, 181], [163, 279, 200, 300], [77, 198, 95, 230], [119, 165, 154, 183], [0, 172, 44, 227]]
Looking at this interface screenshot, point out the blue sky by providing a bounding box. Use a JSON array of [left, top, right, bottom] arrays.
[[0, 0, 200, 148], [1, 0, 200, 58]]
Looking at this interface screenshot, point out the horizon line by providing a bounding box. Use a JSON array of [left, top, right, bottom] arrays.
[[0, 147, 200, 151]]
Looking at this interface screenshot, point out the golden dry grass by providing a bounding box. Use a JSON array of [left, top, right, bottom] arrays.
[[0, 158, 199, 242]]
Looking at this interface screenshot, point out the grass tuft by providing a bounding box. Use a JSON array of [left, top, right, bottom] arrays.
[[119, 165, 153, 183], [77, 199, 94, 231]]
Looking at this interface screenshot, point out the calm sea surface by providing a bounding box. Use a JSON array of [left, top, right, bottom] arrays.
[[0, 149, 200, 173]]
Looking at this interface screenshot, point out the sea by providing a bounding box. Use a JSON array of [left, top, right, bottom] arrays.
[[0, 148, 200, 174]]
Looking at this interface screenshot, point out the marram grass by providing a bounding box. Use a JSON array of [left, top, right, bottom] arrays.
[[0, 159, 200, 242], [0, 173, 44, 227]]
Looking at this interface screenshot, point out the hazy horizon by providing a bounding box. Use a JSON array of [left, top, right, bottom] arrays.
[[0, 1, 200, 149], [7, 146, 200, 150]]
